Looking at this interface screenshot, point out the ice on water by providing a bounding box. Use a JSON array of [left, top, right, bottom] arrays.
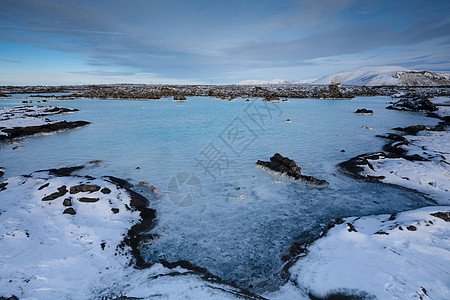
[[0, 96, 439, 292]]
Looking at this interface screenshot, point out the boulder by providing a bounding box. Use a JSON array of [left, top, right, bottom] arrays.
[[100, 188, 111, 194], [354, 108, 373, 114], [257, 153, 329, 187], [70, 184, 101, 194], [63, 207, 76, 215], [42, 185, 68, 201], [63, 198, 72, 206]]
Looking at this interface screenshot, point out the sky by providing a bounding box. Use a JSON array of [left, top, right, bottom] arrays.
[[0, 0, 450, 85]]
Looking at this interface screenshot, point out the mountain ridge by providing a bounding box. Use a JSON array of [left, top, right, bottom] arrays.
[[237, 66, 450, 86]]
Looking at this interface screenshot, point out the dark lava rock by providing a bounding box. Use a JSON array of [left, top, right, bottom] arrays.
[[0, 120, 90, 141], [174, 95, 186, 101], [407, 225, 417, 231], [126, 188, 149, 207], [393, 125, 427, 135], [63, 207, 76, 215], [0, 170, 3, 177], [69, 184, 101, 194], [338, 152, 396, 181], [347, 223, 357, 232], [78, 197, 100, 203], [376, 133, 407, 142], [63, 198, 72, 206], [42, 185, 68, 201], [44, 166, 84, 177], [0, 182, 7, 191], [38, 182, 49, 190], [111, 208, 120, 214], [354, 108, 373, 114], [101, 188, 111, 194], [257, 153, 329, 187], [387, 97, 438, 112], [431, 212, 450, 222], [103, 176, 133, 189], [0, 296, 19, 300]]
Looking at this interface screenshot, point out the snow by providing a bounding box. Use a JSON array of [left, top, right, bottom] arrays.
[[313, 66, 411, 86], [0, 106, 74, 137], [313, 66, 450, 86], [278, 206, 450, 299], [431, 96, 450, 117], [362, 130, 450, 204], [0, 171, 245, 299], [237, 79, 290, 85]]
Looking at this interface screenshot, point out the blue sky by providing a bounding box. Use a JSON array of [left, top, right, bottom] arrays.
[[0, 0, 449, 85]]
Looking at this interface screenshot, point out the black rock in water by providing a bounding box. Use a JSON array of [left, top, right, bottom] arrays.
[[256, 153, 329, 187], [354, 108, 373, 114]]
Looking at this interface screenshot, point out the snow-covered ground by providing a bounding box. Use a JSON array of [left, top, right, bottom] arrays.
[[0, 170, 255, 299], [269, 207, 450, 299], [353, 99, 450, 204], [0, 106, 77, 137]]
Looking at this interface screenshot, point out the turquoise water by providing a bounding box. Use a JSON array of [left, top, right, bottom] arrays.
[[0, 95, 438, 292]]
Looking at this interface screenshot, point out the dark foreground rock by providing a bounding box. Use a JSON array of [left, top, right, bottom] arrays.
[[0, 120, 90, 141], [257, 153, 329, 187], [338, 152, 393, 182], [387, 97, 438, 112]]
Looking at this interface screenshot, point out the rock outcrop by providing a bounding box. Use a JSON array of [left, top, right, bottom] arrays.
[[257, 153, 329, 187]]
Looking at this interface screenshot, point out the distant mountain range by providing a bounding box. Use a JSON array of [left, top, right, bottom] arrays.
[[237, 66, 450, 86]]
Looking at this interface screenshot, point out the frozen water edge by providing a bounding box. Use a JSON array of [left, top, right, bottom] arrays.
[[0, 169, 258, 299], [267, 207, 450, 299]]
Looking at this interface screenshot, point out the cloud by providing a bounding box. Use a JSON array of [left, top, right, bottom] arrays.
[[0, 0, 449, 83], [0, 58, 21, 63], [67, 70, 136, 77]]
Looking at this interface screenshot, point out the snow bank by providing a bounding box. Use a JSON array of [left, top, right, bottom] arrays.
[[0, 171, 247, 299], [281, 207, 450, 299], [0, 106, 78, 137]]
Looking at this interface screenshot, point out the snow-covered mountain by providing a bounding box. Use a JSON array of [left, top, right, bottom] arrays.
[[313, 66, 450, 86], [236, 66, 450, 86], [236, 78, 290, 85]]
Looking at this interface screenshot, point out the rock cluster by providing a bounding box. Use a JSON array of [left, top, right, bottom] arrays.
[[387, 97, 438, 112]]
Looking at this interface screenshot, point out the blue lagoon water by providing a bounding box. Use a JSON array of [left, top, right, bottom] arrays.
[[0, 96, 439, 292]]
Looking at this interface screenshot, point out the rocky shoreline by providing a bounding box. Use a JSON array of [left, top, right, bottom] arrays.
[[2, 83, 450, 101], [0, 106, 90, 141]]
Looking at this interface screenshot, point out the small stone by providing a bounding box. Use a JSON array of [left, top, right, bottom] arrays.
[[12, 145, 23, 150], [101, 188, 111, 194], [340, 149, 345, 153], [135, 167, 140, 170], [111, 208, 120, 214], [285, 119, 291, 123], [347, 223, 357, 232], [406, 225, 417, 231], [78, 197, 100, 203], [63, 198, 72, 206], [38, 182, 49, 190], [236, 194, 245, 200], [63, 207, 76, 215]]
